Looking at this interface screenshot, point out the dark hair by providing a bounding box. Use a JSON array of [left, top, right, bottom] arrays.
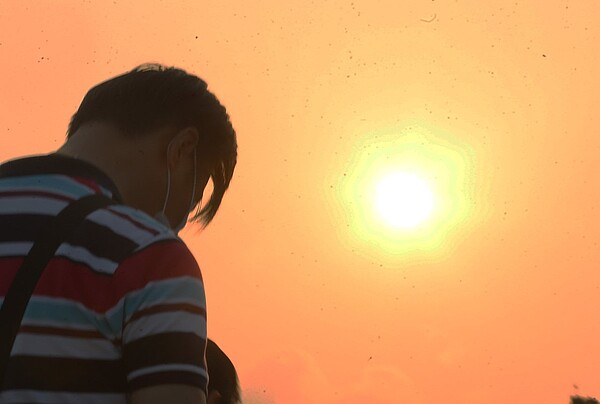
[[66, 63, 237, 228], [571, 396, 600, 404], [206, 339, 241, 404]]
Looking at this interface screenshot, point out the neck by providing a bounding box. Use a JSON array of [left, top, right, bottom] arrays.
[[56, 122, 167, 215]]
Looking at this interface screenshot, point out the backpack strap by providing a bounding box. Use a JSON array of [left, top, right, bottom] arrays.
[[0, 193, 116, 387]]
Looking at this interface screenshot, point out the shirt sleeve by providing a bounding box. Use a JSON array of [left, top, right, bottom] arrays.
[[114, 239, 208, 395]]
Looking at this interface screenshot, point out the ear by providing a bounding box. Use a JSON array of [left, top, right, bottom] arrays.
[[207, 390, 223, 404], [166, 126, 199, 169]]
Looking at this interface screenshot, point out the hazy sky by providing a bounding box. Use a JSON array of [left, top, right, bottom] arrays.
[[1, 1, 599, 402]]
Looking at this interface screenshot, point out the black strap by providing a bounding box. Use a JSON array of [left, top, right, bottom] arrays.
[[0, 193, 115, 386]]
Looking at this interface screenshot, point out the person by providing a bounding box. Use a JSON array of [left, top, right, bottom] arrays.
[[571, 396, 600, 404], [0, 63, 237, 404], [206, 339, 242, 404]]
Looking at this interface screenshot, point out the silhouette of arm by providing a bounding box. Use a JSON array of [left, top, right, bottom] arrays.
[[116, 239, 209, 401]]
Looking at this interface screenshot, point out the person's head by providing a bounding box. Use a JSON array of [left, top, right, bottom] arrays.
[[571, 396, 600, 404], [206, 339, 242, 404], [63, 63, 237, 230]]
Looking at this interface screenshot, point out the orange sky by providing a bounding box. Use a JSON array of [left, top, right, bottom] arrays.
[[1, 1, 600, 402]]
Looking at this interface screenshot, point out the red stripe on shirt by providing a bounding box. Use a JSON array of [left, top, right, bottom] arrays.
[[71, 176, 102, 193], [1, 241, 202, 313]]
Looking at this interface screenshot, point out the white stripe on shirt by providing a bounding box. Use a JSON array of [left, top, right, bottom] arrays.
[[56, 243, 119, 274], [12, 333, 121, 360], [0, 196, 66, 215], [123, 311, 206, 344], [127, 363, 207, 382]]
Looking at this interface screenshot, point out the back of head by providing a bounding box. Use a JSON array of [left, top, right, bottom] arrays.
[[206, 339, 241, 404], [571, 396, 600, 404], [67, 63, 237, 227]]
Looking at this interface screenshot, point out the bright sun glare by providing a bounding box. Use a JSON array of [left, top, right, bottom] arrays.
[[375, 172, 434, 229], [330, 125, 473, 259]]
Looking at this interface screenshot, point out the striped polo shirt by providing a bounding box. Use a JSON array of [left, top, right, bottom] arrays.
[[0, 153, 208, 403]]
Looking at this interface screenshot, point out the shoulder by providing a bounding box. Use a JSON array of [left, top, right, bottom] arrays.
[[118, 235, 202, 283], [87, 203, 202, 282], [88, 203, 177, 251], [64, 202, 190, 275]]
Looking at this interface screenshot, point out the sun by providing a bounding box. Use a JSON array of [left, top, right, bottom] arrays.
[[374, 172, 435, 229], [326, 124, 474, 261]]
